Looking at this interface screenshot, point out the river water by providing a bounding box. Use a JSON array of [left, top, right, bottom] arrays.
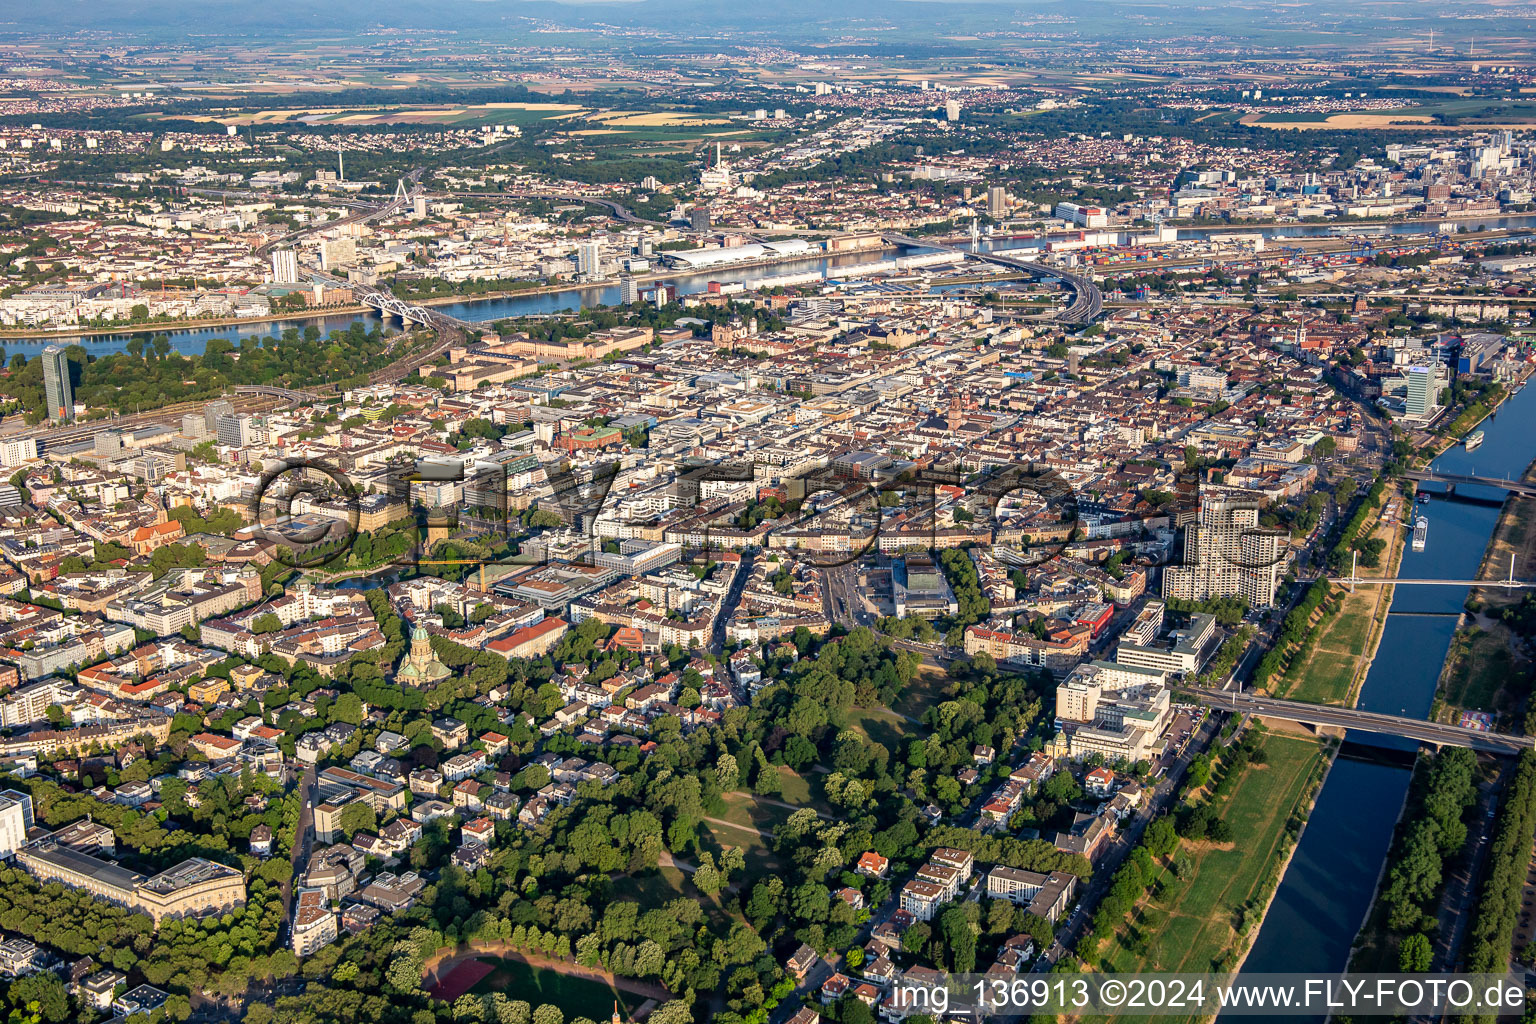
[[0, 247, 907, 359], [1239, 385, 1536, 996], [16, 212, 1536, 359]]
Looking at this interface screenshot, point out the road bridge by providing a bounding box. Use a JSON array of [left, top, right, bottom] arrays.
[[254, 168, 425, 259], [231, 385, 328, 404], [1187, 689, 1533, 755], [440, 190, 661, 226], [881, 233, 1103, 323], [1406, 469, 1536, 498]]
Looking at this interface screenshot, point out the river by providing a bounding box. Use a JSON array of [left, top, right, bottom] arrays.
[[1238, 384, 1536, 1003], [18, 211, 1536, 359], [0, 246, 911, 359]]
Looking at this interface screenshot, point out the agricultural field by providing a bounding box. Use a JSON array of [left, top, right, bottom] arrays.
[[1253, 98, 1536, 129], [155, 102, 589, 128]]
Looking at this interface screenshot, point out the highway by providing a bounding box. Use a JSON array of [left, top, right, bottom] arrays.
[[254, 168, 425, 259], [881, 233, 1104, 324], [1185, 689, 1534, 755], [231, 384, 328, 404], [441, 189, 661, 226]]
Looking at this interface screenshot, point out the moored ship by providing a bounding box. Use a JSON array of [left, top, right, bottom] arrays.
[[1412, 516, 1428, 552]]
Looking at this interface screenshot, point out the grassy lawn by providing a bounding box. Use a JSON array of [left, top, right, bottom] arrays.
[[1285, 650, 1358, 706], [849, 706, 910, 748], [891, 664, 954, 722], [714, 793, 795, 834], [1100, 733, 1327, 1014], [1277, 517, 1400, 706], [468, 956, 637, 1017], [1440, 626, 1519, 713], [627, 863, 690, 904], [775, 767, 818, 807], [714, 778, 835, 828], [1321, 607, 1373, 657]]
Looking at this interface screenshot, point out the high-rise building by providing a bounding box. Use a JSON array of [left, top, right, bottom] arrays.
[[41, 345, 73, 424], [945, 99, 962, 122], [1162, 494, 1286, 608], [576, 241, 603, 280], [620, 275, 640, 305], [0, 789, 33, 859], [1404, 364, 1443, 417], [271, 249, 299, 285], [203, 399, 235, 435], [690, 206, 712, 232], [94, 431, 123, 458], [986, 186, 1009, 218]]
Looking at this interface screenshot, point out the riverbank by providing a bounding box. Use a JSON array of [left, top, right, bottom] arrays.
[[1430, 455, 1536, 727], [1097, 729, 1331, 1015], [1415, 370, 1533, 465], [1240, 386, 1536, 991], [1228, 730, 1339, 975], [0, 304, 375, 341], [1276, 495, 1408, 707]]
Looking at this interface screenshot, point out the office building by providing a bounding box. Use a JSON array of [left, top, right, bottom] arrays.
[[271, 249, 299, 285], [0, 438, 36, 468], [985, 866, 1078, 923], [15, 841, 244, 926], [134, 857, 246, 925], [1054, 202, 1109, 228], [181, 413, 209, 440], [690, 206, 712, 232], [216, 413, 257, 448], [1054, 661, 1173, 762], [620, 275, 640, 305], [203, 399, 235, 435], [95, 431, 123, 458], [986, 186, 1009, 218], [1161, 494, 1286, 607], [42, 345, 73, 424], [0, 789, 33, 859], [1403, 364, 1444, 417]]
